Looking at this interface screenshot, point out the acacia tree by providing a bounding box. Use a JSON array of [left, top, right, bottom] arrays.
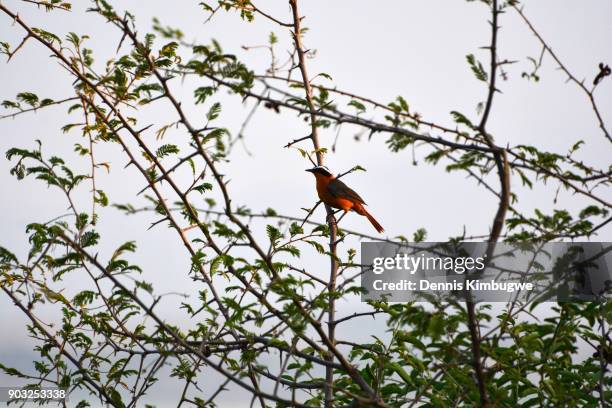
[[0, 0, 610, 407]]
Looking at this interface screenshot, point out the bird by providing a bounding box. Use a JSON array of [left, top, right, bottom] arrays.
[[305, 166, 384, 233]]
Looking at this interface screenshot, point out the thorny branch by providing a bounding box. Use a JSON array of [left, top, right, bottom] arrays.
[[289, 1, 347, 406], [0, 1, 610, 407], [513, 4, 611, 144]]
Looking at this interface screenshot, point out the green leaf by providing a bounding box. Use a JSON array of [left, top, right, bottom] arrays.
[[0, 246, 18, 264], [266, 225, 282, 245], [17, 92, 39, 107], [159, 41, 179, 58], [107, 387, 125, 408], [289, 222, 303, 237], [348, 100, 366, 112], [80, 230, 99, 247], [466, 53, 488, 82], [193, 182, 213, 194], [389, 362, 413, 385], [450, 111, 474, 128], [95, 190, 109, 207], [268, 32, 278, 45], [155, 144, 180, 158], [305, 240, 325, 254], [396, 96, 409, 113], [412, 228, 427, 242], [194, 86, 215, 104], [278, 245, 300, 257], [206, 102, 222, 120]]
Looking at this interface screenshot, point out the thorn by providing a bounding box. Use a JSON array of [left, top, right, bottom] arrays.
[[148, 217, 169, 230], [136, 184, 151, 196], [137, 124, 153, 134]]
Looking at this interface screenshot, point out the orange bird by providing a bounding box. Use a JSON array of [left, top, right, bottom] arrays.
[[306, 166, 384, 233]]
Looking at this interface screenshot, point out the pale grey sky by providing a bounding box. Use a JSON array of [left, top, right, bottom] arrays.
[[1, 0, 610, 406]]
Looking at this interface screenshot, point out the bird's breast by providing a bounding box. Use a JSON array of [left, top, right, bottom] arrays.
[[315, 179, 354, 211]]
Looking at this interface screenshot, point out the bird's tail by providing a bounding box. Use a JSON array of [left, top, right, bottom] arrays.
[[355, 204, 384, 233]]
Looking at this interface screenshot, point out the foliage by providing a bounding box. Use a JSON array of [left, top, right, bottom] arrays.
[[0, 0, 610, 407]]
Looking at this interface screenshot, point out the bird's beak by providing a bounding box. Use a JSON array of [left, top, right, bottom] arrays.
[[305, 168, 315, 173]]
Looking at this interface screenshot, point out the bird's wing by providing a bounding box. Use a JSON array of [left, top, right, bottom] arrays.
[[327, 178, 367, 205]]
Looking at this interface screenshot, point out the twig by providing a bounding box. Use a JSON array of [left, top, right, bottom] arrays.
[[467, 1, 507, 405], [0, 96, 78, 119], [513, 4, 611, 143], [289, 2, 345, 406], [284, 133, 312, 148]]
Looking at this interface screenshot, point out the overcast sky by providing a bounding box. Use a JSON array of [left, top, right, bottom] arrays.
[[1, 0, 611, 406]]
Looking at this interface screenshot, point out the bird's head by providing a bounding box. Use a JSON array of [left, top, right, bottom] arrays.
[[305, 166, 333, 178]]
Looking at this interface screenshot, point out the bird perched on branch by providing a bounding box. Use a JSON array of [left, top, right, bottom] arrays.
[[306, 166, 384, 233]]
